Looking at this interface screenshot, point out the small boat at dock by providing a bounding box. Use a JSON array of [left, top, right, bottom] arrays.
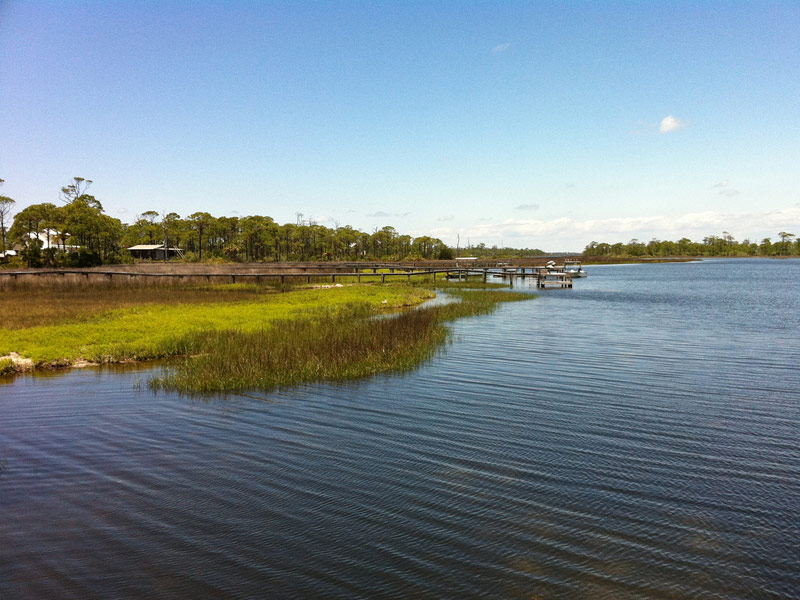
[[564, 259, 587, 278]]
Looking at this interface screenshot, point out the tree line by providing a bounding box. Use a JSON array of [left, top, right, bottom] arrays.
[[584, 232, 799, 258], [0, 177, 544, 267]]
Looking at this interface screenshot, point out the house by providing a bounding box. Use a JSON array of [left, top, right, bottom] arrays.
[[127, 244, 185, 260], [25, 232, 80, 252]]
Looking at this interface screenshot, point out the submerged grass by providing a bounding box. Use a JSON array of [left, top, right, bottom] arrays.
[[149, 288, 532, 394]]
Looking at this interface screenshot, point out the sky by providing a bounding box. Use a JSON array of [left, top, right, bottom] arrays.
[[1, 1, 799, 251]]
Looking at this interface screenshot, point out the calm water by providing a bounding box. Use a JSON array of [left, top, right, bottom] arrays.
[[2, 259, 799, 599]]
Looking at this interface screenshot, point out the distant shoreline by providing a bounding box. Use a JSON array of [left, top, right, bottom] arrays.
[[581, 255, 799, 265]]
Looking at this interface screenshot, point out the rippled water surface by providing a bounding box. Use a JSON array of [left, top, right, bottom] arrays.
[[2, 259, 800, 599]]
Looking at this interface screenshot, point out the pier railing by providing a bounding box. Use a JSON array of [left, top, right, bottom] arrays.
[[0, 264, 575, 288]]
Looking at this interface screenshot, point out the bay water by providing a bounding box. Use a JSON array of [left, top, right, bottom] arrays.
[[1, 259, 799, 599]]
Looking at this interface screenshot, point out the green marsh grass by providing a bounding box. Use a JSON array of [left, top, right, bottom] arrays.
[[0, 358, 14, 376], [0, 281, 433, 366], [149, 288, 533, 394], [430, 279, 511, 289], [0, 272, 533, 391]]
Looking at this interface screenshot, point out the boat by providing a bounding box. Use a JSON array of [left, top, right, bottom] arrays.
[[564, 259, 587, 278]]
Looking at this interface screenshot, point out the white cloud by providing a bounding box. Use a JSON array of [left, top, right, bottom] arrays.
[[659, 115, 686, 134], [437, 215, 455, 222], [491, 43, 511, 53], [441, 206, 800, 250], [514, 203, 540, 211]]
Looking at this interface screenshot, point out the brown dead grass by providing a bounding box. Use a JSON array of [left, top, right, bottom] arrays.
[[0, 277, 276, 330]]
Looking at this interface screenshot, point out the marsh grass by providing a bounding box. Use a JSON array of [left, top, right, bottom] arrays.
[[0, 358, 14, 376], [0, 271, 484, 331], [0, 272, 532, 391], [149, 288, 532, 394], [431, 280, 510, 289], [0, 278, 281, 330], [149, 305, 447, 393], [0, 283, 433, 365]]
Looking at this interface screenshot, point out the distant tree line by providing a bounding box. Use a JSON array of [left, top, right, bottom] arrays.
[[584, 232, 799, 258], [0, 177, 544, 267]]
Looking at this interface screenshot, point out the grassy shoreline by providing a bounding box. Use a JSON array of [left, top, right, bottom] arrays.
[[0, 283, 433, 370], [0, 279, 534, 390], [149, 287, 530, 394]]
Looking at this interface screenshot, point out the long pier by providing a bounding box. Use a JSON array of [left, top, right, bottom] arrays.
[[0, 262, 579, 288]]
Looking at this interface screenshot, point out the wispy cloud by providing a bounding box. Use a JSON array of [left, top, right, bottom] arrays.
[[437, 215, 454, 222], [367, 211, 410, 218], [514, 203, 540, 211], [491, 43, 511, 53], [659, 115, 686, 134], [713, 180, 740, 197]]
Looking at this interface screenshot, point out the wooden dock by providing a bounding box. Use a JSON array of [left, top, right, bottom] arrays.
[[534, 272, 573, 288], [0, 261, 580, 289]]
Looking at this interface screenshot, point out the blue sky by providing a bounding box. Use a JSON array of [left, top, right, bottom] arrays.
[[1, 1, 799, 251]]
